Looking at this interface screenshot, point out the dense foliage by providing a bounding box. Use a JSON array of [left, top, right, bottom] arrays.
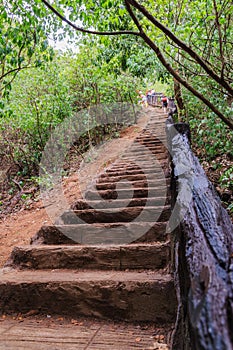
[[0, 49, 143, 175], [0, 0, 54, 99], [34, 0, 233, 128]]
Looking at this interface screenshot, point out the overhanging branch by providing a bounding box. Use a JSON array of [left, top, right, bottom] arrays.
[[40, 0, 233, 129], [124, 0, 233, 130], [41, 0, 140, 37], [127, 0, 233, 97]]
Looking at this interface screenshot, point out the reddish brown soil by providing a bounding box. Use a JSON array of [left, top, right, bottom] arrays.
[[0, 313, 171, 349]]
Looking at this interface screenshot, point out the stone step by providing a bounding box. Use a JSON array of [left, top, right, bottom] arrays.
[[121, 155, 167, 162], [93, 179, 170, 190], [98, 172, 170, 183], [122, 146, 166, 154], [124, 150, 168, 157], [103, 168, 166, 176], [128, 145, 167, 152], [134, 134, 162, 138], [85, 187, 170, 200], [30, 222, 169, 245], [145, 132, 166, 135], [124, 147, 167, 153], [102, 168, 164, 176], [122, 154, 168, 161], [100, 169, 166, 178], [133, 137, 166, 143], [132, 142, 167, 148], [103, 163, 165, 171], [59, 206, 171, 224], [133, 134, 166, 139], [71, 196, 170, 210], [6, 242, 170, 271], [133, 159, 169, 167], [0, 269, 177, 323]]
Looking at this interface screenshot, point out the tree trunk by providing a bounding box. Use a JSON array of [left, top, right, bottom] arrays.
[[174, 77, 186, 120]]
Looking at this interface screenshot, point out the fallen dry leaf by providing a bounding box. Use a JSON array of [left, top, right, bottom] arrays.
[[135, 337, 141, 342], [71, 319, 83, 326]]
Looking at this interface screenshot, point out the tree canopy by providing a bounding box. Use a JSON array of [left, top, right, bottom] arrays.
[[0, 0, 54, 100], [32, 0, 233, 129], [1, 0, 232, 128]]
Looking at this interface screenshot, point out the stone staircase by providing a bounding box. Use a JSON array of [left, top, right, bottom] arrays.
[[0, 110, 177, 346]]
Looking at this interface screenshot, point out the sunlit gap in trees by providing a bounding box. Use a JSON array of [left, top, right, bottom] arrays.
[[48, 8, 80, 53]]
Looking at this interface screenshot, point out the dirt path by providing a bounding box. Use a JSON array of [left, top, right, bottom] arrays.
[[0, 110, 151, 267], [0, 314, 170, 350]]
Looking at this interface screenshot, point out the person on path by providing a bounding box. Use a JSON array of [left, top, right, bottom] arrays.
[[161, 94, 168, 113]]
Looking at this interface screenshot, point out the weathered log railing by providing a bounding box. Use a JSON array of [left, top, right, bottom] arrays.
[[166, 118, 233, 350]]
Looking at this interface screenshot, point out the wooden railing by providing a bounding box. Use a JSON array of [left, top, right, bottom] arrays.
[[166, 118, 233, 350]]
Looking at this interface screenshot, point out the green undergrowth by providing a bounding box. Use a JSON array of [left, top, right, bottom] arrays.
[[185, 97, 233, 216]]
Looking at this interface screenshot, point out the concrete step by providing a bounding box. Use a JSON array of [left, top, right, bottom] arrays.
[[30, 222, 169, 245], [85, 187, 170, 201], [59, 206, 171, 224], [71, 196, 170, 210], [0, 269, 177, 323], [6, 242, 170, 270]]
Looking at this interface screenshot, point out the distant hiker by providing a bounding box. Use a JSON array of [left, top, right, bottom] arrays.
[[168, 98, 177, 116], [141, 94, 148, 107], [146, 90, 152, 105], [137, 91, 148, 107], [161, 94, 168, 112], [151, 89, 156, 105]]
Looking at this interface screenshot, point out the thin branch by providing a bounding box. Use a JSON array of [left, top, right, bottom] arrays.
[[0, 65, 36, 91], [213, 0, 225, 78], [174, 0, 185, 31], [41, 0, 140, 37], [164, 48, 206, 77], [0, 65, 34, 81], [127, 0, 233, 97], [12, 178, 23, 191], [124, 0, 143, 33]]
